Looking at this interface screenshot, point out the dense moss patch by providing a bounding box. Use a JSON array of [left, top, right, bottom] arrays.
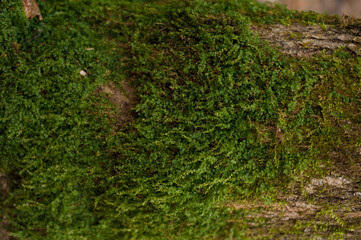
[[1, 0, 360, 239]]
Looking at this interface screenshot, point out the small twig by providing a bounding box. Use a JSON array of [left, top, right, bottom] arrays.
[[23, 27, 43, 45]]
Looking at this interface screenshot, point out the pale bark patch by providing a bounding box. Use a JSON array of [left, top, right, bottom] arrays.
[[252, 22, 361, 57], [95, 81, 137, 127]]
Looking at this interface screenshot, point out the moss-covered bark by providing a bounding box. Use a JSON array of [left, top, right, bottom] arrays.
[[1, 0, 360, 239]]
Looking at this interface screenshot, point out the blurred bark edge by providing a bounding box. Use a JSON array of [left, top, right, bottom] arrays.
[[21, 0, 43, 20]]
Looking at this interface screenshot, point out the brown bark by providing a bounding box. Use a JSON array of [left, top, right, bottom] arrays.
[[251, 20, 361, 58]]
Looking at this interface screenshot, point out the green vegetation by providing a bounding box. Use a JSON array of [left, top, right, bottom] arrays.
[[1, 0, 360, 239]]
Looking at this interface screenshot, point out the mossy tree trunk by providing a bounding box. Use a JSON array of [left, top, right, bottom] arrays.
[[2, 0, 361, 239]]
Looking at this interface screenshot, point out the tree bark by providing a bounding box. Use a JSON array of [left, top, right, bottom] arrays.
[[251, 20, 361, 58]]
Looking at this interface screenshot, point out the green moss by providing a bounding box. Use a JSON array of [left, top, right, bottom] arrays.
[[1, 0, 360, 239]]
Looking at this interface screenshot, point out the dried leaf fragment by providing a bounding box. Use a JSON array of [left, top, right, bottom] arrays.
[[80, 70, 88, 76], [21, 0, 43, 20]]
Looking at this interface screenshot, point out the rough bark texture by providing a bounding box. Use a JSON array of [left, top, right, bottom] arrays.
[[252, 21, 361, 57], [237, 21, 361, 239]]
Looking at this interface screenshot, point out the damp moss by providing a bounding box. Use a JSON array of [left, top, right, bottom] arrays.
[[1, 0, 360, 239]]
